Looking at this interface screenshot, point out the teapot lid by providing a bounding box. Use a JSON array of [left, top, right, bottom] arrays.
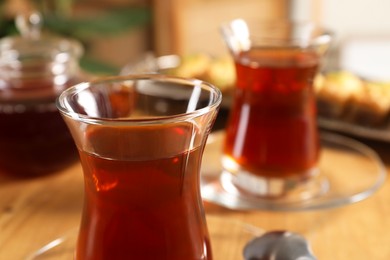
[[0, 12, 83, 63]]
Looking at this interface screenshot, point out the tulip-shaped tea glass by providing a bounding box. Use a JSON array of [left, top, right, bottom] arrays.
[[56, 74, 221, 259], [214, 19, 332, 206]]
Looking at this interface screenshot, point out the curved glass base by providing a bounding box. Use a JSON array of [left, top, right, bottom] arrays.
[[201, 131, 387, 211], [25, 216, 263, 260], [219, 169, 330, 204], [221, 154, 327, 200]]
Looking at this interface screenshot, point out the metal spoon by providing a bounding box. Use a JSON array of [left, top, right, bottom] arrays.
[[243, 231, 317, 260]]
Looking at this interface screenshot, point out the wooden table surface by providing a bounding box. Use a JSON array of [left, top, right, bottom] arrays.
[[1, 131, 390, 260]]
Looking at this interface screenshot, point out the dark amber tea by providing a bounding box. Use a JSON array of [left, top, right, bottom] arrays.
[[220, 19, 331, 203], [58, 75, 221, 260], [0, 33, 84, 177], [223, 48, 320, 179], [0, 80, 79, 177], [76, 125, 212, 260]]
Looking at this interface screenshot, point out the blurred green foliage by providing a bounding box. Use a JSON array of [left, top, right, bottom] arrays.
[[0, 1, 17, 37], [0, 0, 152, 74], [44, 7, 150, 40]]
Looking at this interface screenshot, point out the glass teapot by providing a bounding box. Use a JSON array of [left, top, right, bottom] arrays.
[[0, 13, 85, 177]]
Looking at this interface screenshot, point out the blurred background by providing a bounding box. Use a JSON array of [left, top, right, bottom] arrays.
[[1, 0, 389, 80], [0, 0, 152, 75]]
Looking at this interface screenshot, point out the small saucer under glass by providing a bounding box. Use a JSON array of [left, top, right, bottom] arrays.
[[201, 131, 387, 211], [24, 131, 387, 260]]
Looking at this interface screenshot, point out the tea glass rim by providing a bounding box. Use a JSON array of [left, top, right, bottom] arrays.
[[56, 73, 222, 126], [220, 18, 333, 49]]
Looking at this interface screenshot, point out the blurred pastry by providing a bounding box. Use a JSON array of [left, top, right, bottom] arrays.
[[315, 71, 365, 118], [167, 54, 235, 95], [345, 81, 390, 127], [204, 56, 236, 94], [167, 53, 211, 79]]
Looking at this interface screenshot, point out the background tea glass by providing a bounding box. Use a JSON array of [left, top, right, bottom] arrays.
[[56, 74, 221, 259], [220, 19, 332, 203]]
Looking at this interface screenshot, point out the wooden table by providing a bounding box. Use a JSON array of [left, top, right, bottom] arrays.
[[1, 132, 390, 260]]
